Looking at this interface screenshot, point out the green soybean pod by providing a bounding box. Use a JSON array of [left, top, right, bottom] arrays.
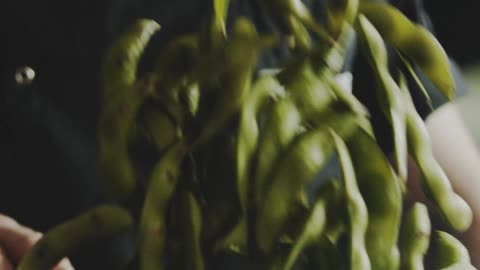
[[286, 15, 312, 54], [434, 231, 473, 270], [399, 203, 431, 270], [327, 0, 359, 38], [310, 25, 355, 77], [98, 19, 160, 203], [17, 205, 133, 270], [177, 191, 205, 270], [280, 59, 336, 124], [400, 72, 472, 232], [215, 75, 285, 252], [282, 180, 341, 270], [356, 14, 408, 182], [101, 19, 160, 101], [198, 133, 240, 246], [141, 104, 181, 153], [253, 97, 302, 207], [325, 69, 369, 117], [255, 112, 360, 255], [154, 34, 200, 102], [97, 74, 157, 203], [153, 35, 201, 128], [346, 127, 403, 270], [236, 75, 285, 218], [214, 0, 229, 37], [331, 130, 371, 270], [139, 143, 187, 270], [309, 235, 346, 270], [397, 53, 433, 110], [359, 2, 455, 100], [260, 0, 334, 45], [155, 34, 199, 78], [193, 17, 259, 148]]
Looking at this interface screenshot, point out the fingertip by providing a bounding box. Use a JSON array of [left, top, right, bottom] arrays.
[[0, 217, 43, 262], [53, 258, 75, 270]]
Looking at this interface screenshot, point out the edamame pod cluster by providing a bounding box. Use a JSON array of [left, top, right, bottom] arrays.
[[18, 1, 474, 269]]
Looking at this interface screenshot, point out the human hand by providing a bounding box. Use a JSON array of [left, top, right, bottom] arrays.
[[0, 214, 74, 270]]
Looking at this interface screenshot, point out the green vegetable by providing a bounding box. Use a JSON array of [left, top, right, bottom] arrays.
[[98, 19, 160, 203], [253, 97, 302, 208], [359, 2, 455, 100], [434, 231, 473, 270], [17, 205, 133, 270], [193, 17, 261, 148], [139, 143, 187, 270], [216, 75, 284, 252], [283, 180, 341, 270], [399, 203, 431, 270], [331, 130, 371, 270], [400, 71, 472, 232], [347, 128, 403, 270], [356, 14, 408, 182], [256, 112, 360, 255]]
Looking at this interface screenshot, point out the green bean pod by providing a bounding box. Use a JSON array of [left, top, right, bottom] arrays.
[[282, 180, 341, 270], [215, 75, 285, 252], [177, 191, 205, 270], [154, 34, 200, 125], [397, 54, 432, 109], [327, 0, 359, 38], [17, 205, 133, 270], [286, 15, 312, 54], [260, 0, 334, 44], [359, 2, 455, 100], [399, 203, 431, 270], [309, 236, 346, 270], [347, 127, 403, 270], [141, 104, 181, 153], [236, 75, 285, 217], [214, 0, 229, 37], [253, 97, 302, 206], [325, 69, 369, 117], [255, 112, 360, 255], [400, 73, 472, 232], [331, 130, 371, 270], [281, 60, 337, 125], [193, 17, 259, 148], [434, 231, 473, 270], [356, 14, 408, 182], [311, 23, 355, 74], [197, 133, 241, 246], [101, 19, 160, 100], [139, 143, 187, 270], [98, 19, 160, 202]]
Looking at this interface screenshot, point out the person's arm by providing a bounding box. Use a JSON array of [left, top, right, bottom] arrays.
[[0, 214, 74, 270]]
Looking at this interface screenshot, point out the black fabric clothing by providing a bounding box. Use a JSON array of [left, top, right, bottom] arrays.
[[0, 1, 466, 269]]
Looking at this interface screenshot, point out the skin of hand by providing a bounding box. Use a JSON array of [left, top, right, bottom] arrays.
[[0, 214, 74, 270], [405, 102, 480, 268]]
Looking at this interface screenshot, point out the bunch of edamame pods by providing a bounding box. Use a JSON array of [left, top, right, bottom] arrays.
[[16, 0, 476, 269]]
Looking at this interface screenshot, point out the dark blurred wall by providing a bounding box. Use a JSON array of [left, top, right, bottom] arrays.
[[424, 0, 480, 66]]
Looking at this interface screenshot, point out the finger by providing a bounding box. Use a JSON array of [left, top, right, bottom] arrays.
[[0, 245, 14, 270], [0, 214, 42, 262], [53, 258, 75, 270]]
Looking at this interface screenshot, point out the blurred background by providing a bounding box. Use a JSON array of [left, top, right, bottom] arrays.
[[423, 0, 480, 147]]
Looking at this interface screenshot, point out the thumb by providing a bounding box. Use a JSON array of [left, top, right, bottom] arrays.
[[0, 214, 75, 270]]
